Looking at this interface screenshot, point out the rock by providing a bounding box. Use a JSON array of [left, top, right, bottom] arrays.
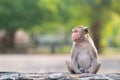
[[0, 72, 119, 80]]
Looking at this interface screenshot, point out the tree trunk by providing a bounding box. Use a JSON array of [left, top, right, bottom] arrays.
[[0, 29, 16, 53], [91, 20, 101, 53], [50, 43, 56, 54]]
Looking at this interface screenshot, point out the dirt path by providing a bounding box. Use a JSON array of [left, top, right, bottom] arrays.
[[0, 54, 119, 74]]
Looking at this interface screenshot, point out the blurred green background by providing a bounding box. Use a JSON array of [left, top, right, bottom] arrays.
[[0, 0, 120, 54]]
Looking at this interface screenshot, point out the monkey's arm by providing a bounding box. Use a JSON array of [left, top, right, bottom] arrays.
[[71, 46, 81, 74], [87, 48, 100, 74], [71, 53, 81, 74]]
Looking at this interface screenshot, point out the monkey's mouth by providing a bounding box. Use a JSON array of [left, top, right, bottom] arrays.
[[72, 38, 78, 41], [72, 36, 79, 40]]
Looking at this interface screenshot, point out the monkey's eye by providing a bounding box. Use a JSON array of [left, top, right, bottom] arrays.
[[74, 30, 78, 33]]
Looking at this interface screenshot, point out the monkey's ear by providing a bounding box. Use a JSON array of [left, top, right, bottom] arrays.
[[84, 27, 89, 34]]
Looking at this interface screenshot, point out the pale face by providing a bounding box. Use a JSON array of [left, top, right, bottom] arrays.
[[72, 27, 82, 42]]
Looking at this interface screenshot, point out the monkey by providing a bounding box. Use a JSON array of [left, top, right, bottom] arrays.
[[66, 25, 101, 74]]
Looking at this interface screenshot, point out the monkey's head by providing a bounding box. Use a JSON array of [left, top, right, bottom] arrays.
[[72, 25, 89, 42]]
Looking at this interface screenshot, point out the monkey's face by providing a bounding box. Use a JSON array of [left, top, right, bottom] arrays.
[[72, 28, 82, 42], [72, 26, 88, 42]]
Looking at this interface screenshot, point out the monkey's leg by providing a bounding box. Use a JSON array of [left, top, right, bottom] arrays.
[[88, 61, 101, 74], [66, 61, 75, 74], [94, 62, 101, 74]]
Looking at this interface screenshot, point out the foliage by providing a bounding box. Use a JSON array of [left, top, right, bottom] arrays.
[[0, 0, 42, 31], [0, 0, 120, 51]]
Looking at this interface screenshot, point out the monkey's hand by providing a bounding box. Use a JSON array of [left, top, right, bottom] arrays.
[[84, 70, 90, 73], [79, 68, 90, 73], [79, 68, 85, 73], [74, 68, 83, 74]]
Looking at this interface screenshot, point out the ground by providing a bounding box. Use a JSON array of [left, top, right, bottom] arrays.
[[0, 54, 119, 74]]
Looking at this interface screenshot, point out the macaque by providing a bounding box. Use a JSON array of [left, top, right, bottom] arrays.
[[66, 25, 101, 74]]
